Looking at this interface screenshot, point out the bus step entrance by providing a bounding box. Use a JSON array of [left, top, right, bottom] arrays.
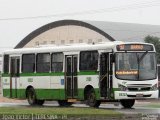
[[67, 99, 77, 102]]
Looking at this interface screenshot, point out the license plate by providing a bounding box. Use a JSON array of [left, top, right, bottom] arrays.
[[136, 94, 143, 97]]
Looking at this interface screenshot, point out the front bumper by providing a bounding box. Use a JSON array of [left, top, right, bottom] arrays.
[[114, 90, 159, 99]]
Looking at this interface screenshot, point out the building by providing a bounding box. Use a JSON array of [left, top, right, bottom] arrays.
[[1, 19, 160, 70], [15, 20, 160, 48], [15, 20, 115, 48]]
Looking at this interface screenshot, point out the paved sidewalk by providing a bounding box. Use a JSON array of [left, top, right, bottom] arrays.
[[0, 96, 26, 103], [136, 99, 160, 103]]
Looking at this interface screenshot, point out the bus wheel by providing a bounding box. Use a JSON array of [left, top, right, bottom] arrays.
[[58, 100, 73, 107], [120, 99, 135, 108], [37, 100, 45, 105], [86, 88, 101, 108], [27, 88, 37, 106]]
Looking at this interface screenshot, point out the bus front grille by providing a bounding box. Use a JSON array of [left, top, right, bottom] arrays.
[[127, 94, 151, 97], [128, 87, 151, 91]]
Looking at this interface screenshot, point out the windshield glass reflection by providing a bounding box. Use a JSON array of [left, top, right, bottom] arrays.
[[115, 53, 156, 80]]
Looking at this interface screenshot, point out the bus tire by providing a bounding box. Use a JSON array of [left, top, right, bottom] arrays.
[[27, 88, 37, 106], [86, 88, 101, 108], [37, 100, 45, 105], [58, 100, 73, 107], [120, 99, 135, 108]]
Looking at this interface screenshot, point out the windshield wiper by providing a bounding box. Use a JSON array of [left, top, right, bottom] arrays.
[[138, 52, 148, 63], [136, 51, 148, 80]]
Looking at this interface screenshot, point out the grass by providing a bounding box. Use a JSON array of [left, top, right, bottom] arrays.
[[0, 106, 122, 116], [146, 103, 160, 108], [140, 100, 160, 108]]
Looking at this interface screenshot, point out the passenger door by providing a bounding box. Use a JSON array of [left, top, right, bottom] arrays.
[[65, 55, 78, 98], [10, 57, 20, 98], [99, 53, 113, 99]]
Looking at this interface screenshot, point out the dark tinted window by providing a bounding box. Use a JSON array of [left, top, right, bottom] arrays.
[[3, 55, 9, 73], [51, 53, 63, 72], [158, 66, 160, 80], [11, 58, 20, 77], [37, 53, 50, 73], [80, 51, 98, 71], [22, 54, 35, 73]]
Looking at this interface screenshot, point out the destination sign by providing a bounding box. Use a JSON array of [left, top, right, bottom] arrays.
[[116, 70, 138, 75], [116, 44, 154, 51]]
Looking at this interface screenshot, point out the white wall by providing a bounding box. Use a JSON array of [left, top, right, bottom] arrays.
[[24, 25, 110, 48]]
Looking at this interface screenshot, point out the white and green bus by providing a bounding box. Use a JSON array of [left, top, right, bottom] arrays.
[[1, 42, 158, 108]]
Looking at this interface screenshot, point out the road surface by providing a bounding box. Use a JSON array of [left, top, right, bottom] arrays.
[[0, 101, 159, 114]]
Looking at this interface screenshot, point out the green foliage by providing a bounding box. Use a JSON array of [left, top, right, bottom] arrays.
[[144, 35, 160, 64]]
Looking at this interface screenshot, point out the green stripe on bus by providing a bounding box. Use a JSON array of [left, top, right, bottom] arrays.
[[78, 71, 99, 75], [3, 89, 65, 100], [20, 72, 64, 77], [35, 89, 65, 100], [3, 88, 100, 100], [113, 88, 121, 91], [3, 89, 26, 99], [2, 73, 10, 77], [2, 71, 99, 77]]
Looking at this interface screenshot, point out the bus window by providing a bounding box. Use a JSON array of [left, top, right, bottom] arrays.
[[3, 55, 9, 73], [36, 53, 50, 73], [22, 54, 35, 73], [115, 52, 156, 80], [51, 53, 63, 72], [80, 51, 98, 71]]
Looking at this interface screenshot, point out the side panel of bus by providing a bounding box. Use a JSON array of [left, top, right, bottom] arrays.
[[2, 50, 113, 101]]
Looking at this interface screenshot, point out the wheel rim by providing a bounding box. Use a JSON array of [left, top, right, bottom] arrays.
[[88, 92, 96, 106], [28, 91, 35, 104]]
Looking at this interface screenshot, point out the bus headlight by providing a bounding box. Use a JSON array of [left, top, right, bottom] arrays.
[[150, 84, 158, 91], [118, 84, 127, 91]]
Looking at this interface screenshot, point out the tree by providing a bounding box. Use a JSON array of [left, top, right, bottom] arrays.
[[144, 35, 160, 64]]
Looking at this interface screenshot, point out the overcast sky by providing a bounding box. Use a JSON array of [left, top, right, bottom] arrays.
[[0, 0, 160, 52]]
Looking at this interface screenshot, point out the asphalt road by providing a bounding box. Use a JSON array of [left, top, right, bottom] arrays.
[[0, 101, 159, 114]]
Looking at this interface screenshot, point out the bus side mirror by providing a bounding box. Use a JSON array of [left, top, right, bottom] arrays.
[[110, 54, 115, 63]]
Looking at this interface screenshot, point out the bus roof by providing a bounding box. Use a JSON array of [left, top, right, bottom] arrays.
[[2, 41, 155, 55], [3, 42, 115, 55]]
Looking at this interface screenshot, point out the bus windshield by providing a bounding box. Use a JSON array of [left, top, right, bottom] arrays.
[[115, 52, 156, 80]]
